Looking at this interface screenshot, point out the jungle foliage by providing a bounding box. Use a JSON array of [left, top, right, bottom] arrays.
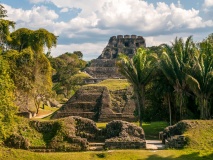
[[118, 36, 213, 125]]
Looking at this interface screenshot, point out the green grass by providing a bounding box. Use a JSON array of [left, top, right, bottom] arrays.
[[182, 120, 213, 150], [96, 123, 107, 129], [142, 121, 168, 140], [0, 147, 212, 160], [86, 79, 130, 91], [41, 105, 59, 112], [15, 118, 47, 147]]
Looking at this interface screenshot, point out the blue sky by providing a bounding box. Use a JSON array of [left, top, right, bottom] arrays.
[[1, 0, 213, 60]]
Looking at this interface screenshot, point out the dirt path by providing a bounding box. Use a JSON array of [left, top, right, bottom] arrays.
[[34, 111, 53, 119]]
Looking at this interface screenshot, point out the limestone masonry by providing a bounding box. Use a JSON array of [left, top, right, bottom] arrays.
[[84, 35, 146, 80], [52, 86, 136, 122]]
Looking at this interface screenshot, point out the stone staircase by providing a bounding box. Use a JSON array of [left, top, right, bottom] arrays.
[[29, 146, 56, 152], [146, 140, 165, 150], [89, 142, 105, 151]]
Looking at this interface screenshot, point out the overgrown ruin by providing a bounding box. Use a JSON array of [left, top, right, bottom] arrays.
[[5, 117, 146, 151], [84, 35, 146, 80], [53, 35, 146, 122], [52, 86, 137, 122]]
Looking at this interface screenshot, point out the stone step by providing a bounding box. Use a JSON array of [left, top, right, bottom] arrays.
[[146, 140, 163, 144], [146, 140, 165, 150], [89, 143, 105, 146], [29, 148, 56, 152], [89, 143, 105, 151]]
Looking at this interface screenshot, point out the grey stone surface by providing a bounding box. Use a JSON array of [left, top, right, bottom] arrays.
[[84, 35, 146, 80], [52, 86, 137, 122], [105, 120, 146, 149]]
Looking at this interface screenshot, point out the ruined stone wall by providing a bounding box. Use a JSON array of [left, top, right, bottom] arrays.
[[161, 121, 189, 149], [5, 117, 146, 151], [104, 120, 146, 149]]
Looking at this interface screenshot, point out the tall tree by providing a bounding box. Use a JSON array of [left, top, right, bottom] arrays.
[[50, 52, 88, 98], [29, 28, 57, 113], [0, 4, 7, 18], [0, 4, 15, 50], [0, 4, 17, 124], [30, 28, 57, 54], [9, 28, 33, 52], [0, 56, 17, 122], [117, 48, 157, 127], [0, 54, 18, 139], [160, 36, 196, 120], [185, 37, 213, 119], [7, 28, 57, 114]]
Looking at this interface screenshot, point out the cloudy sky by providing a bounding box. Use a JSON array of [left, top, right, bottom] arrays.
[[1, 0, 213, 60]]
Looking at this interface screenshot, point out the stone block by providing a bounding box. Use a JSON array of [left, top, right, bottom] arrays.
[[117, 35, 123, 39], [124, 35, 130, 38]]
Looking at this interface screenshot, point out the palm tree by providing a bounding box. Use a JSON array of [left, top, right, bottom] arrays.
[[0, 4, 15, 50], [160, 36, 196, 120], [117, 48, 156, 127], [153, 71, 174, 125], [185, 39, 213, 119]]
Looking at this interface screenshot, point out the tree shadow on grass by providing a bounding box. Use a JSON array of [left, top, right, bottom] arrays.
[[145, 152, 213, 160]]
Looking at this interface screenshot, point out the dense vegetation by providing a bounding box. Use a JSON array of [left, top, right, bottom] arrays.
[[118, 35, 213, 126], [49, 52, 88, 100], [0, 4, 87, 139]]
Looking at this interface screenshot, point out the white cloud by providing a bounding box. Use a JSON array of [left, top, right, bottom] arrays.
[[50, 42, 107, 61], [5, 1, 213, 36], [203, 0, 213, 8], [145, 34, 189, 47], [3, 4, 58, 29], [2, 0, 213, 60]]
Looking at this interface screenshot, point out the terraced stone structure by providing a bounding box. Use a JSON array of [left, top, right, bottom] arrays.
[[52, 86, 137, 122], [84, 35, 146, 80]]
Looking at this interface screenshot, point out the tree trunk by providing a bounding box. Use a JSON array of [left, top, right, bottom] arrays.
[[167, 94, 172, 125], [135, 85, 145, 128], [135, 93, 142, 127], [34, 96, 40, 114], [200, 95, 210, 119], [141, 85, 145, 127]]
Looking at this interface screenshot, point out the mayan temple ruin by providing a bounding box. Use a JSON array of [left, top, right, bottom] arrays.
[[53, 35, 146, 122], [52, 86, 137, 122], [84, 35, 146, 81]]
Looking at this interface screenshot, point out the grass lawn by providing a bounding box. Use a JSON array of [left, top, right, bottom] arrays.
[[142, 121, 168, 140], [86, 79, 130, 91], [0, 147, 212, 160]]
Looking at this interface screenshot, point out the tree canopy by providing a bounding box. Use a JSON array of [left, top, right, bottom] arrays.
[[117, 48, 157, 126], [50, 52, 88, 99]]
